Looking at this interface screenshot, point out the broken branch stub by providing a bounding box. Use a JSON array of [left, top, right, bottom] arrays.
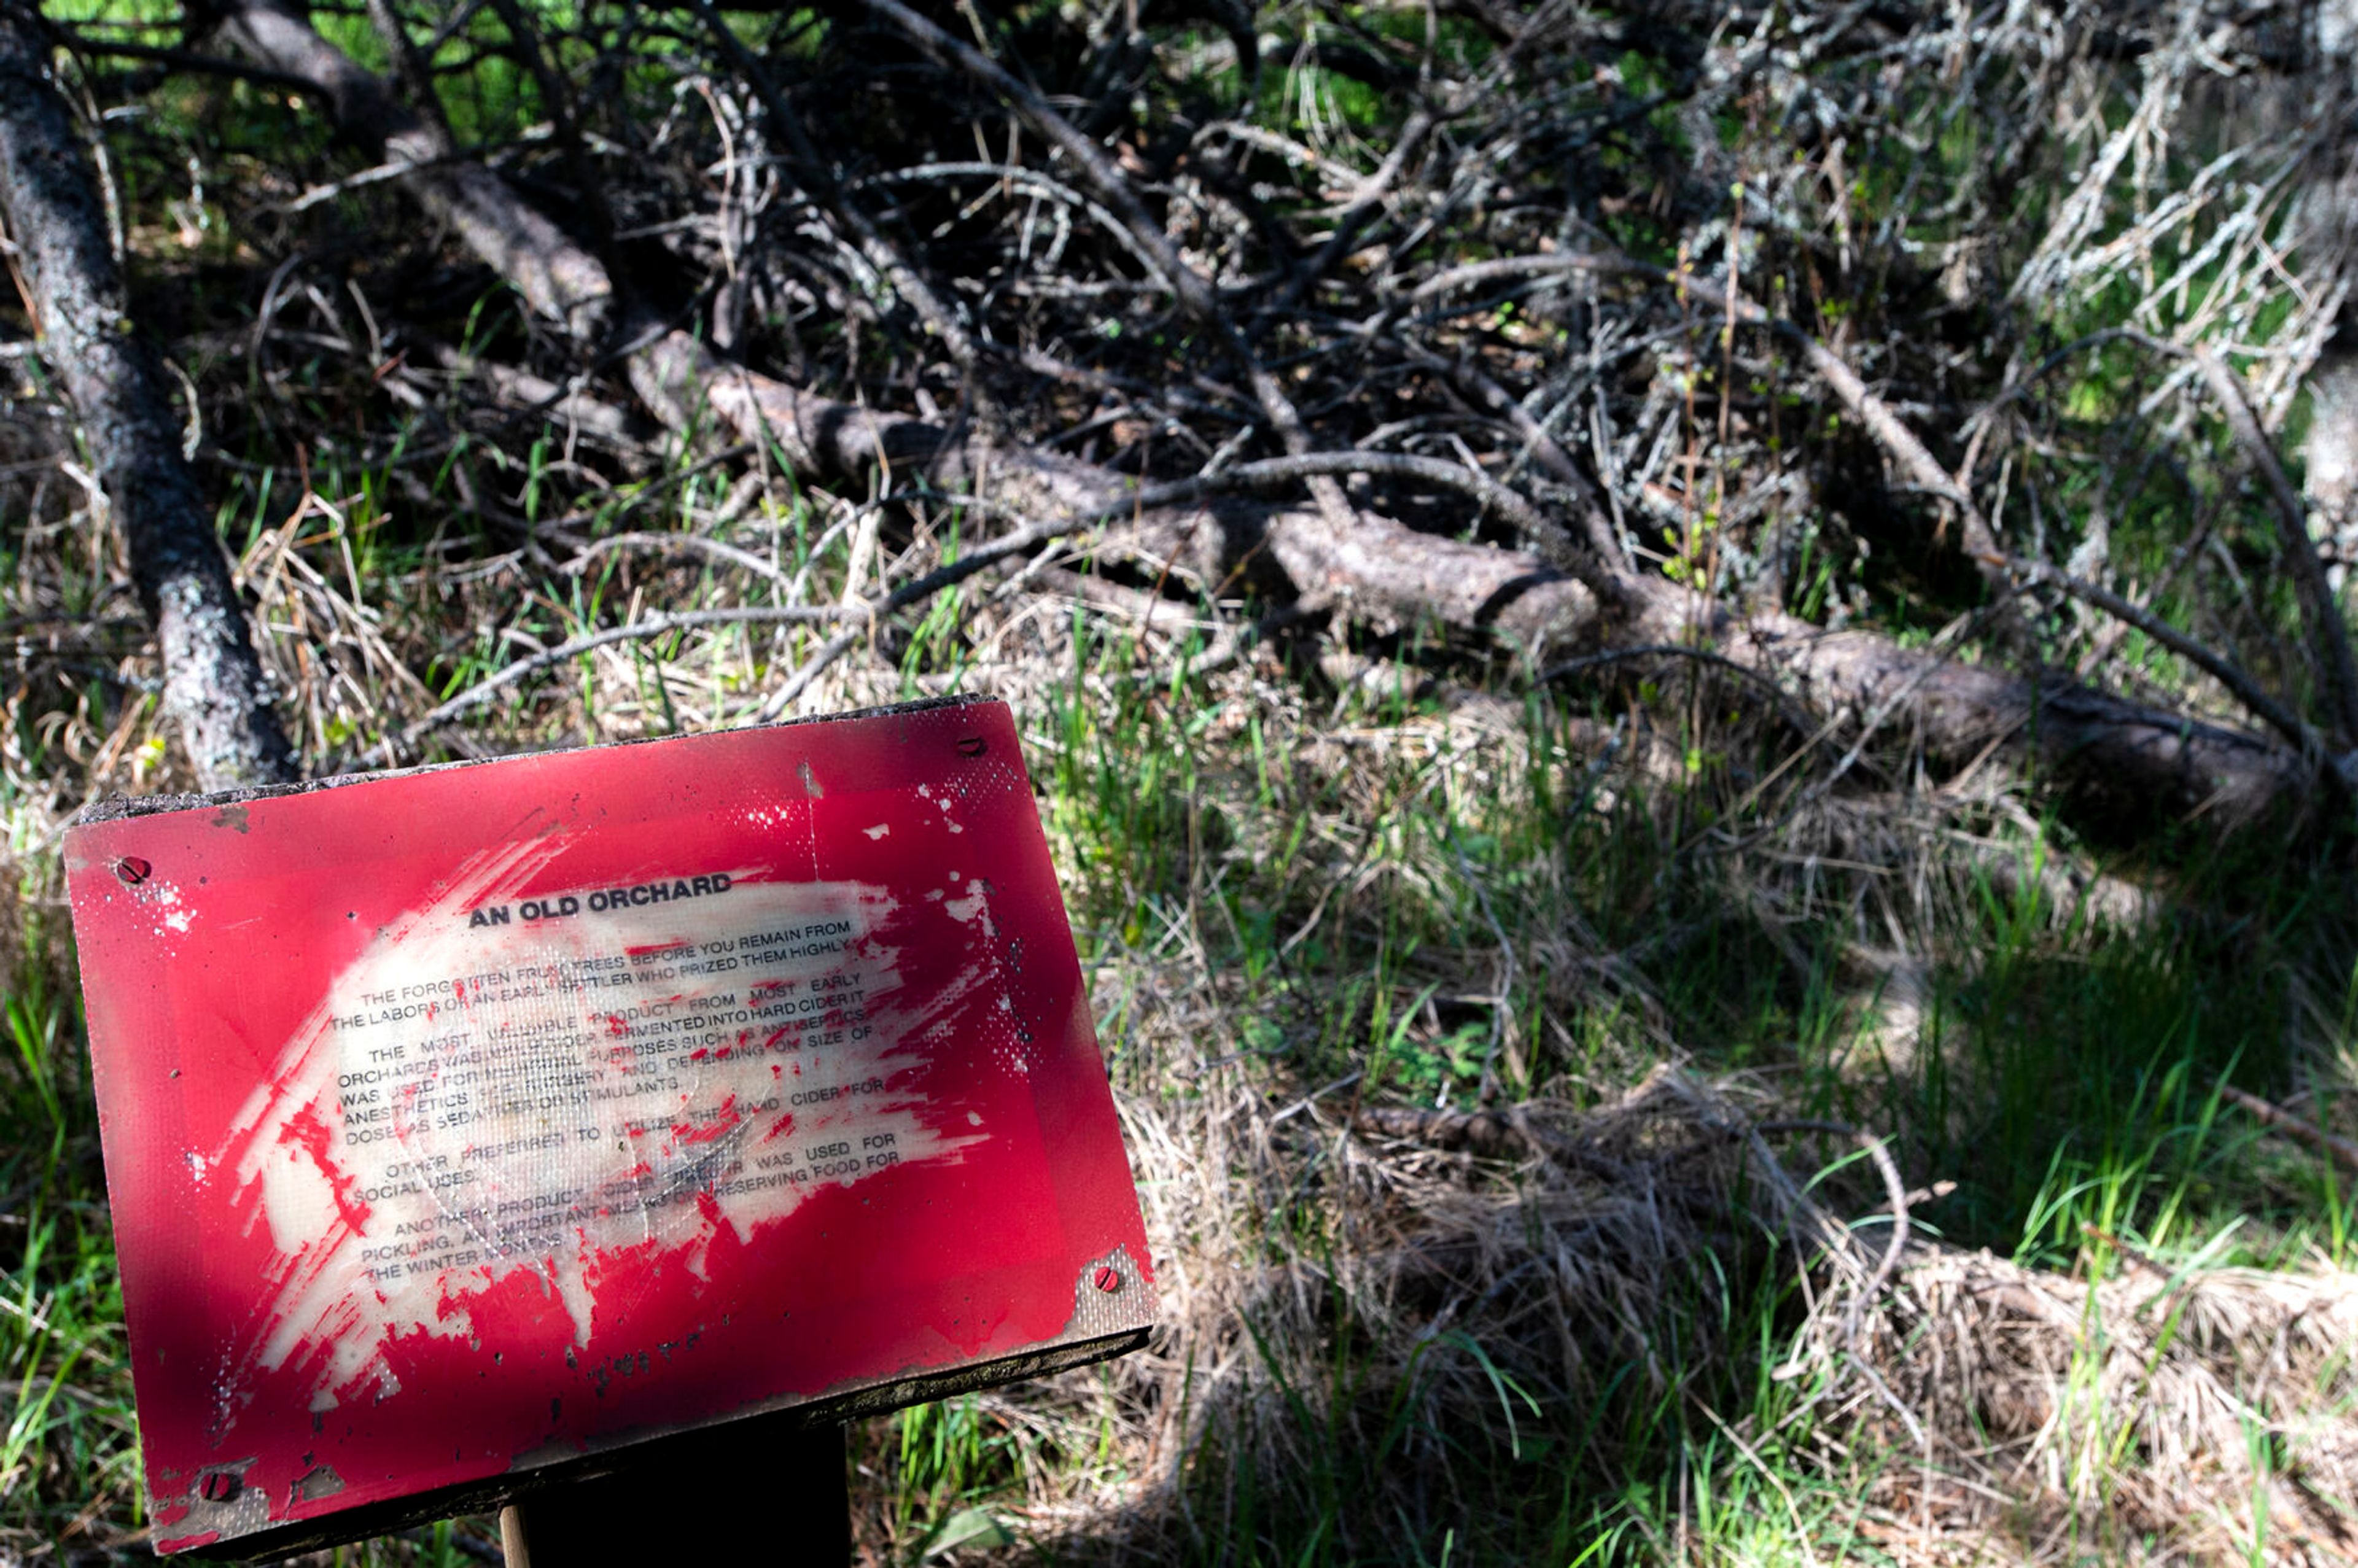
[[63, 697, 1154, 1557], [0, 6, 295, 790]]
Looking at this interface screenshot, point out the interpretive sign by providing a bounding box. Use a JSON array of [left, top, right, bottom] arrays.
[[64, 696, 1154, 1558]]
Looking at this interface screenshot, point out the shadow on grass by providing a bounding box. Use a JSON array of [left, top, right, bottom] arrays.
[[879, 680, 2358, 1564]]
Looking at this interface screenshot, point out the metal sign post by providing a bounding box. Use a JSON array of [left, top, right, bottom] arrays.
[[66, 696, 1153, 1559]]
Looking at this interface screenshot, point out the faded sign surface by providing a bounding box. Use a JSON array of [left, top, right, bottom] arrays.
[[66, 697, 1153, 1555]]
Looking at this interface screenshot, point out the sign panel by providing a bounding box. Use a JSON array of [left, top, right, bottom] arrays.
[[65, 697, 1153, 1556]]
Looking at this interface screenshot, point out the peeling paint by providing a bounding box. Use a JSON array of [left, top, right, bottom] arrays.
[[294, 1464, 344, 1503], [223, 865, 984, 1407]]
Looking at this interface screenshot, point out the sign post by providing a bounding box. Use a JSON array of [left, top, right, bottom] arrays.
[[66, 696, 1154, 1558], [495, 1421, 850, 1564]]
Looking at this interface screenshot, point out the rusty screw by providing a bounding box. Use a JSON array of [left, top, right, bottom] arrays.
[[956, 735, 988, 758], [113, 856, 152, 887], [1092, 1264, 1122, 1294]]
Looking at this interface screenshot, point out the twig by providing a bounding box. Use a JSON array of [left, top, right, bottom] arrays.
[[2189, 348, 2358, 748], [854, 0, 1211, 317], [1686, 274, 2004, 571], [2220, 1084, 2358, 1175], [52, 30, 316, 93], [356, 602, 863, 765], [1267, 106, 1438, 317], [433, 476, 1119, 753], [561, 530, 795, 588], [1757, 1119, 1912, 1340], [2021, 559, 2325, 761], [1417, 344, 1630, 567], [1407, 250, 1632, 305], [752, 508, 1105, 719], [1270, 1071, 1365, 1125]]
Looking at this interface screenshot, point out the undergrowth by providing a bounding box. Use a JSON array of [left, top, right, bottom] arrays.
[[6, 0, 2358, 1556], [3, 416, 2356, 1561], [6, 524, 2358, 1561]]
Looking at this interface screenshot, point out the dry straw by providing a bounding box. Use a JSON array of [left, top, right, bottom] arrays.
[[950, 1046, 2358, 1564]]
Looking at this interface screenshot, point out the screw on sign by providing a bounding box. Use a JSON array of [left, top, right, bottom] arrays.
[[64, 696, 1155, 1562]]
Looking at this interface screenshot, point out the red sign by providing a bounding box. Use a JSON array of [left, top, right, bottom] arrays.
[[66, 697, 1153, 1556]]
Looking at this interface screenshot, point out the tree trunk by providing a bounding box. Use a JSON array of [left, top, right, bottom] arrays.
[[0, 2, 297, 791]]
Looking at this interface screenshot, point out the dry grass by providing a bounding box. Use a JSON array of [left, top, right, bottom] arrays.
[[1854, 1244, 2358, 1564], [8, 328, 2358, 1566], [913, 1031, 2358, 1563]]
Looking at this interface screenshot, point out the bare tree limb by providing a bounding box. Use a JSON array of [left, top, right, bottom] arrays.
[[53, 29, 316, 92], [360, 601, 862, 762], [217, 0, 2318, 829], [2220, 1084, 2358, 1176], [2189, 347, 2358, 748], [2022, 559, 2332, 767], [1667, 269, 2010, 582], [213, 0, 611, 340], [1415, 344, 1631, 568]]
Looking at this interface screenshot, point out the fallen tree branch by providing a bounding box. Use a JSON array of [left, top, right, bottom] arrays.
[[53, 28, 316, 92], [1630, 263, 2341, 771], [561, 530, 796, 588], [2220, 1084, 2358, 1176], [2189, 347, 2358, 748], [222, 1, 2317, 830], [1652, 266, 2010, 587], [214, 0, 611, 340], [1420, 346, 1630, 568], [1125, 449, 1628, 608], [2021, 559, 2331, 766]]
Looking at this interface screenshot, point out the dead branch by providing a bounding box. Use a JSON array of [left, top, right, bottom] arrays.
[[213, 0, 610, 340], [2190, 347, 2358, 748], [211, 0, 2321, 834], [2023, 559, 2330, 766], [2221, 1084, 2358, 1176]]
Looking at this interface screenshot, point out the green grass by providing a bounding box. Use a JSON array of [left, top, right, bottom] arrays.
[[9, 0, 2358, 1554], [9, 440, 2352, 1562], [927, 607, 2354, 1564], [0, 893, 136, 1559]]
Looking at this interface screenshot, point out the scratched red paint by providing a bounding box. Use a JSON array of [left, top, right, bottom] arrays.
[[65, 698, 1153, 1554]]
